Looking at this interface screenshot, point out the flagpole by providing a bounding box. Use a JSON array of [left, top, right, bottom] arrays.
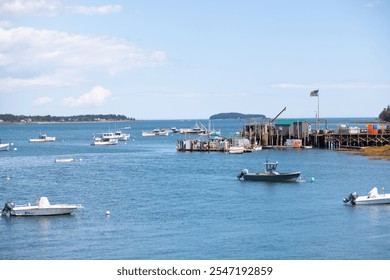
[[310, 89, 320, 146], [317, 93, 320, 131], [317, 94, 321, 130]]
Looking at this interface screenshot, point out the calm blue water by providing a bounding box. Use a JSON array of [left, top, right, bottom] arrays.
[[1, 118, 390, 260]]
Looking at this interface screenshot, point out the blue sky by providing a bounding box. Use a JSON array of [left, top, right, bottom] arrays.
[[0, 0, 389, 119]]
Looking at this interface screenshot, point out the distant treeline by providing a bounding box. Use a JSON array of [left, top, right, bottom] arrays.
[[210, 112, 266, 120], [0, 114, 134, 123], [379, 106, 390, 122]]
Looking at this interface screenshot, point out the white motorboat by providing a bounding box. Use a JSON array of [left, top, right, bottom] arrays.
[[29, 134, 56, 142], [1, 197, 83, 216], [180, 122, 208, 134], [228, 138, 250, 154], [90, 136, 118, 146], [55, 158, 75, 163], [142, 129, 169, 137], [343, 187, 390, 205], [113, 131, 130, 141], [228, 146, 244, 154], [101, 131, 130, 141], [0, 143, 10, 151]]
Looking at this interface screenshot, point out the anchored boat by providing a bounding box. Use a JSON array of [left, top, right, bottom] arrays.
[[90, 134, 118, 146], [343, 187, 390, 205], [101, 131, 130, 141], [55, 158, 75, 163], [1, 197, 83, 216], [142, 129, 169, 137], [237, 160, 301, 182], [0, 142, 10, 151], [29, 134, 56, 142]]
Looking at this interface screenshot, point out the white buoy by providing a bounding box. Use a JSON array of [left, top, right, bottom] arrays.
[[106, 210, 111, 216], [310, 177, 315, 183]]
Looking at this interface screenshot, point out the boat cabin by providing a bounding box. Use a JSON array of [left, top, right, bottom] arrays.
[[264, 161, 279, 175]]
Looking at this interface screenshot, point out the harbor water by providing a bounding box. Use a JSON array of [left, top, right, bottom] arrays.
[[1, 119, 390, 260]]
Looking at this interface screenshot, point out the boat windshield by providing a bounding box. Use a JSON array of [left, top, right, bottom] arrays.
[[264, 161, 278, 173]]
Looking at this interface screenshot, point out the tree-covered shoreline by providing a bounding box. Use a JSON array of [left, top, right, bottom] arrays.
[[0, 114, 134, 123], [379, 106, 390, 122], [210, 112, 266, 120]]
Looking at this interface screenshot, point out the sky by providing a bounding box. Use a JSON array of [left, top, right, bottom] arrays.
[[0, 0, 389, 120]]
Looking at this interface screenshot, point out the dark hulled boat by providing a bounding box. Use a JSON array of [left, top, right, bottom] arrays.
[[237, 161, 301, 182]]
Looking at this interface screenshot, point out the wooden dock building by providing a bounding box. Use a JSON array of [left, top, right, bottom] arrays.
[[242, 121, 390, 149], [176, 120, 390, 152], [321, 130, 390, 149], [241, 120, 312, 148]]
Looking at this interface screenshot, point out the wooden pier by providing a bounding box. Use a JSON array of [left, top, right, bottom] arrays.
[[321, 132, 390, 149], [176, 121, 390, 152], [241, 121, 390, 149], [176, 138, 229, 152]]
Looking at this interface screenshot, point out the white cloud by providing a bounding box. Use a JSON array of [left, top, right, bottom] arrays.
[[0, 75, 76, 92], [271, 83, 390, 90], [33, 96, 53, 106], [0, 20, 13, 27], [143, 92, 248, 98], [67, 5, 122, 15], [0, 27, 167, 90], [0, 0, 122, 16], [364, 1, 381, 8], [63, 86, 112, 107], [0, 0, 63, 16]]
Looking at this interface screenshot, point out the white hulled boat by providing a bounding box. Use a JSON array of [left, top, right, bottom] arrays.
[[1, 197, 83, 216], [91, 135, 118, 146], [29, 134, 56, 142], [0, 142, 10, 151], [180, 122, 208, 134], [142, 129, 169, 137], [101, 131, 130, 141], [55, 158, 75, 163], [343, 187, 390, 205]]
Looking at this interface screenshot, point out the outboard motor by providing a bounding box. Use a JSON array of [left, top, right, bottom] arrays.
[[237, 169, 249, 179], [1, 201, 15, 215], [343, 192, 359, 205]]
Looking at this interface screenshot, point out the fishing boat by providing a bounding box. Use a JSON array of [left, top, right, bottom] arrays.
[[142, 129, 169, 137], [29, 134, 56, 142], [1, 197, 83, 216], [180, 122, 208, 134], [113, 131, 130, 141], [90, 135, 118, 146], [343, 187, 390, 205], [101, 131, 130, 141], [237, 160, 301, 182]]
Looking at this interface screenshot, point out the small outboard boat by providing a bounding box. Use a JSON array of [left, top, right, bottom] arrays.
[[1, 197, 83, 216], [237, 160, 301, 182], [343, 187, 390, 205]]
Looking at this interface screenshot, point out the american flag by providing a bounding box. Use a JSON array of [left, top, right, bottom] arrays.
[[310, 89, 319, 97]]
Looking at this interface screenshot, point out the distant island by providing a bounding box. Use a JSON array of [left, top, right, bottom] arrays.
[[210, 112, 266, 120], [379, 105, 390, 122], [0, 114, 134, 124]]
